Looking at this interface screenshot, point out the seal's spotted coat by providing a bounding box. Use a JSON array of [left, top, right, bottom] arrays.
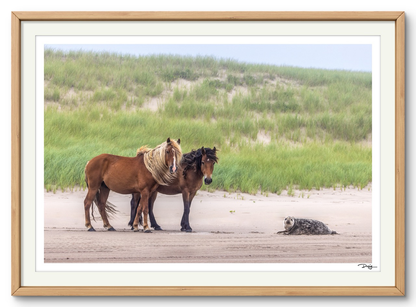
[[277, 216, 337, 235]]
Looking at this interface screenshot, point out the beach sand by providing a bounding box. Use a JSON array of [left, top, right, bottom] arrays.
[[44, 187, 372, 263]]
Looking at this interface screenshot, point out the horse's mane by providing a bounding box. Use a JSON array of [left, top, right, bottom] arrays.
[[182, 147, 218, 179], [136, 139, 182, 186]]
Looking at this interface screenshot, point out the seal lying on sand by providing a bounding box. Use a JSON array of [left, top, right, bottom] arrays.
[[277, 216, 337, 235]]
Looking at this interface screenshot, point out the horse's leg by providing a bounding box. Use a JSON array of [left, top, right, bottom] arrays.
[[180, 190, 192, 232], [129, 193, 141, 230], [180, 201, 186, 230], [84, 188, 98, 231], [186, 191, 197, 231], [180, 211, 185, 230], [96, 184, 115, 231], [141, 190, 152, 233], [149, 192, 162, 230], [133, 190, 151, 233], [180, 191, 188, 230], [132, 197, 142, 232]]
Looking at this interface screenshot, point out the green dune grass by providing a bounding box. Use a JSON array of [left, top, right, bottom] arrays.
[[44, 49, 372, 193]]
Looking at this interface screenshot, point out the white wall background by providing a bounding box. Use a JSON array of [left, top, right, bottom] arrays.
[[0, 0, 413, 305]]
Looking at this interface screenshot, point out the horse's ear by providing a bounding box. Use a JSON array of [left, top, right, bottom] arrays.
[[201, 147, 206, 155], [177, 138, 180, 145], [167, 137, 171, 144], [213, 146, 217, 152]]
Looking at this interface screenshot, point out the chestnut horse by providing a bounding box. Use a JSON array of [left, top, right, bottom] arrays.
[[128, 147, 218, 232], [83, 138, 182, 232]]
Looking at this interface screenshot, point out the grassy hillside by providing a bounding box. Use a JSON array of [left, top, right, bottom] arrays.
[[44, 49, 372, 194]]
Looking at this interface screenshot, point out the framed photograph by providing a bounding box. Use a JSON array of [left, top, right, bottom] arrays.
[[11, 11, 405, 296]]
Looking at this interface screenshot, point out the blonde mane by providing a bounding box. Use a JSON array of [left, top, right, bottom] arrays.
[[137, 140, 182, 186]]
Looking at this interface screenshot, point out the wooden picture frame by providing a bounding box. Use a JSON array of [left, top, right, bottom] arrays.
[[11, 11, 405, 296]]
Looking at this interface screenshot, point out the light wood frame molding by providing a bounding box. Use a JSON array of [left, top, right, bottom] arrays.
[[11, 11, 405, 296]]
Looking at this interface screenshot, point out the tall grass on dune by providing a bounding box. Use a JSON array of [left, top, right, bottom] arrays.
[[44, 49, 371, 99], [45, 106, 371, 193], [207, 143, 371, 194], [44, 49, 372, 193]]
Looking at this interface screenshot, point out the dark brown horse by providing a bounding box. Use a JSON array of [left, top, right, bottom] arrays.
[[83, 138, 182, 232], [128, 147, 218, 232]]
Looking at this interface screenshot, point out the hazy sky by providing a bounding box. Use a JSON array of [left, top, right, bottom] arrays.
[[46, 44, 372, 72]]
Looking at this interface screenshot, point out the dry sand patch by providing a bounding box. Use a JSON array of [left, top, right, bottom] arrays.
[[44, 188, 372, 264]]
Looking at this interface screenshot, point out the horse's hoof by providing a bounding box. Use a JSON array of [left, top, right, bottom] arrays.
[[88, 227, 96, 232], [131, 226, 134, 231], [144, 229, 152, 233], [107, 227, 116, 231], [186, 228, 193, 233], [180, 228, 186, 232], [153, 226, 163, 231]]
